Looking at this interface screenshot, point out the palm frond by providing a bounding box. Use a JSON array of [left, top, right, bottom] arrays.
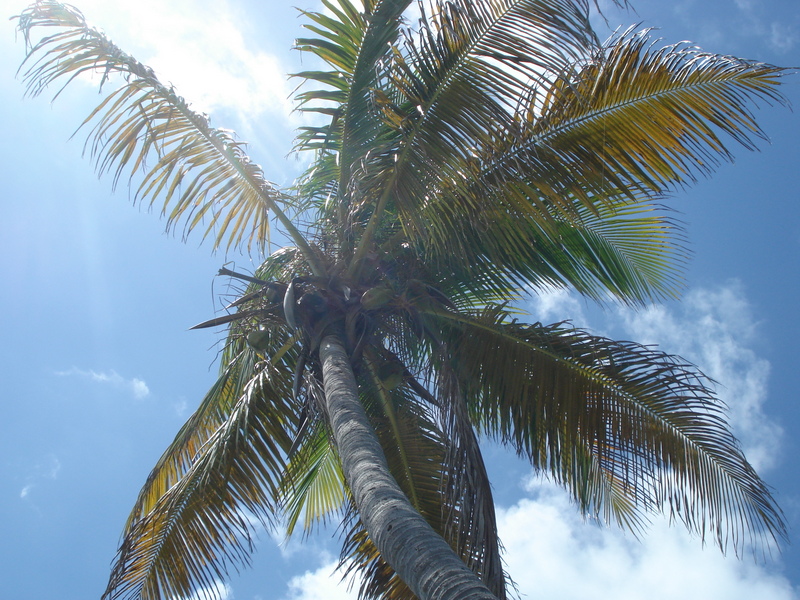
[[350, 0, 598, 265], [483, 27, 788, 208], [385, 27, 787, 305], [435, 364, 505, 598], [294, 0, 413, 234], [281, 423, 348, 537], [412, 189, 687, 304], [12, 1, 310, 255], [426, 305, 786, 554], [124, 347, 267, 531], [104, 357, 296, 600], [361, 348, 445, 517]]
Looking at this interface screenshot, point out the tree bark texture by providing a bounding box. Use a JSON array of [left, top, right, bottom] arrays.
[[319, 335, 498, 600]]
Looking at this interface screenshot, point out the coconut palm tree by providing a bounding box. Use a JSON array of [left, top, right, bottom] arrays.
[[13, 1, 789, 599]]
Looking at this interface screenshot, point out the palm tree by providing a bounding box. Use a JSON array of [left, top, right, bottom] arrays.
[[14, 1, 790, 599]]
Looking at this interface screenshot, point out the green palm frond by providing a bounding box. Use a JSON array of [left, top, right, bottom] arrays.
[[281, 423, 348, 537], [13, 1, 318, 258], [414, 189, 686, 304], [294, 0, 412, 233], [361, 348, 445, 516], [389, 27, 786, 304], [427, 305, 785, 552], [434, 365, 505, 597], [124, 346, 270, 530], [104, 356, 296, 600], [350, 0, 598, 264]]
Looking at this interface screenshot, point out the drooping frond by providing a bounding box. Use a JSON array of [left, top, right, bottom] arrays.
[[104, 352, 296, 600], [281, 423, 348, 537], [12, 1, 309, 255], [426, 306, 786, 554], [107, 247, 312, 600], [434, 363, 505, 598], [124, 348, 267, 530]]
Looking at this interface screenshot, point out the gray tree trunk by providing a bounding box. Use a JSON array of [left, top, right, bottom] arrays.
[[318, 335, 498, 600]]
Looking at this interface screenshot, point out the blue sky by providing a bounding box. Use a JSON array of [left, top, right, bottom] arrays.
[[0, 0, 798, 599]]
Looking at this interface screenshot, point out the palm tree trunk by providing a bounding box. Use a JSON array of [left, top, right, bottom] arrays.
[[318, 335, 498, 600]]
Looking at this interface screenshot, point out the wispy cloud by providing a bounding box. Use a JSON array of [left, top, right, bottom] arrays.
[[527, 286, 589, 324], [64, 0, 294, 120], [55, 367, 150, 399], [667, 0, 799, 56], [173, 397, 190, 418], [20, 454, 61, 500], [280, 553, 356, 600], [768, 21, 798, 54]]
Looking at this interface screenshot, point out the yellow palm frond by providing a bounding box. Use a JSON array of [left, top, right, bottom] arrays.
[[104, 360, 296, 600], [499, 27, 788, 206]]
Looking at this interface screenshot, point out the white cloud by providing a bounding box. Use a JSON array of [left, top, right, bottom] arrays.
[[769, 22, 798, 54], [527, 286, 588, 324], [129, 377, 151, 400], [274, 480, 797, 600], [280, 554, 357, 600], [173, 397, 190, 418], [55, 367, 151, 399], [41, 0, 294, 120], [498, 480, 797, 600]]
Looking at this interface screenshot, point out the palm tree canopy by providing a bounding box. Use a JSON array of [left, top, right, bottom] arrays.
[[13, 1, 790, 599]]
